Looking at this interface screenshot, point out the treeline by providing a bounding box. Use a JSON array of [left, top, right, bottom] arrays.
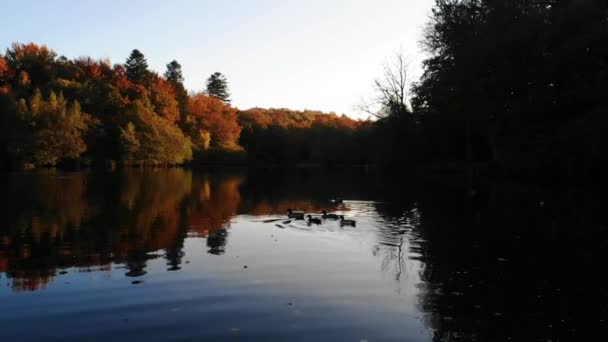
[[0, 43, 367, 168], [238, 108, 374, 165]]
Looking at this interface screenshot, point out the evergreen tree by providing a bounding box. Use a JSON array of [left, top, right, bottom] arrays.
[[164, 60, 189, 115], [205, 72, 230, 103], [164, 60, 184, 84], [125, 49, 149, 84]]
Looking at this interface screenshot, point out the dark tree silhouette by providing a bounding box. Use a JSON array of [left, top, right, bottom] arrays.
[[410, 0, 608, 177], [164, 60, 184, 84], [164, 60, 189, 116], [205, 72, 231, 103], [359, 50, 411, 119], [125, 49, 149, 84]]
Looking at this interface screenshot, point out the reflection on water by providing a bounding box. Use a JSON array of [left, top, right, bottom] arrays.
[[1, 169, 607, 340]]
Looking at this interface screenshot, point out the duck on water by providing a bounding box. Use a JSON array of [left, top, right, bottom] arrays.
[[307, 215, 322, 225], [339, 215, 356, 226], [287, 209, 305, 219], [322, 210, 340, 219]]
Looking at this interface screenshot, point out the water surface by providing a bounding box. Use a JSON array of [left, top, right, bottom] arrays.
[[1, 169, 606, 341]]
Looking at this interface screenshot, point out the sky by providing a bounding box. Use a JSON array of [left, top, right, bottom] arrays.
[[1, 0, 434, 118]]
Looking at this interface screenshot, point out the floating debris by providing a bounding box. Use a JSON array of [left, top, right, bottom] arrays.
[[131, 280, 144, 285]]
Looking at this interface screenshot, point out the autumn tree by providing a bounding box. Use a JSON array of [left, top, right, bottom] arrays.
[[149, 74, 180, 124], [125, 49, 150, 84], [119, 100, 192, 165], [0, 56, 10, 97], [4, 43, 57, 94], [0, 56, 8, 82], [7, 89, 92, 165], [205, 72, 230, 103], [119, 122, 140, 162], [188, 93, 241, 150]]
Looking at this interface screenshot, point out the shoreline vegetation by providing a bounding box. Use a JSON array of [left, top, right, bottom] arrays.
[[2, 1, 607, 184]]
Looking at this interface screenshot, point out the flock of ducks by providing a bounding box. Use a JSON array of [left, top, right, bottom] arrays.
[[286, 207, 356, 227]]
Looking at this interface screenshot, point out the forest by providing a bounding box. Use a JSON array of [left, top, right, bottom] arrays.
[[0, 43, 368, 168], [1, 0, 607, 180]]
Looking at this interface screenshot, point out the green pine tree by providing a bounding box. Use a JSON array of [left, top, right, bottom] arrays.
[[205, 72, 231, 103], [125, 49, 150, 84], [164, 60, 189, 115]]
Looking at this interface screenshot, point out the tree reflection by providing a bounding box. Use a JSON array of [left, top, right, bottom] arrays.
[[0, 169, 244, 291], [407, 183, 608, 341]]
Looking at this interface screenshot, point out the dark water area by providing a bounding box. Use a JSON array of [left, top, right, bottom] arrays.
[[1, 169, 607, 341]]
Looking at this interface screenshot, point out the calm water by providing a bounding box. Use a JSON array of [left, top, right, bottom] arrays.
[[1, 169, 607, 341]]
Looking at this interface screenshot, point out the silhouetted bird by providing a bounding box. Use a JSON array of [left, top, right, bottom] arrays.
[[322, 210, 339, 219], [287, 209, 304, 219], [307, 215, 322, 224], [339, 215, 356, 226]]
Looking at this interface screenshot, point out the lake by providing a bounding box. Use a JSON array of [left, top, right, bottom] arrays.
[[1, 169, 607, 341]]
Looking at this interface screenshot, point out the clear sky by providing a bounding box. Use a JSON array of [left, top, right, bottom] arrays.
[[1, 0, 434, 118]]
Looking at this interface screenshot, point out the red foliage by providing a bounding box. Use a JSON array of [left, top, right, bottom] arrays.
[[74, 57, 112, 80], [111, 65, 133, 91]]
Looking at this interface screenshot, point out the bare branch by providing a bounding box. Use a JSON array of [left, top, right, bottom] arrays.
[[358, 49, 412, 119]]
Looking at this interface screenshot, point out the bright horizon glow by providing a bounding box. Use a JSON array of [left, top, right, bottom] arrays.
[[1, 0, 434, 119]]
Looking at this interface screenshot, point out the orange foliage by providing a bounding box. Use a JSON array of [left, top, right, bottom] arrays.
[[189, 93, 242, 150], [187, 176, 243, 236], [0, 57, 8, 80], [238, 108, 362, 130], [18, 71, 31, 86], [9, 42, 53, 59], [74, 57, 112, 80], [238, 108, 273, 128], [111, 65, 133, 92], [150, 75, 180, 124]]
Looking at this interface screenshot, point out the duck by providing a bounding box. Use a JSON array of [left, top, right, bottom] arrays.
[[287, 208, 305, 219], [307, 214, 322, 224], [322, 210, 340, 219], [339, 215, 356, 226]]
